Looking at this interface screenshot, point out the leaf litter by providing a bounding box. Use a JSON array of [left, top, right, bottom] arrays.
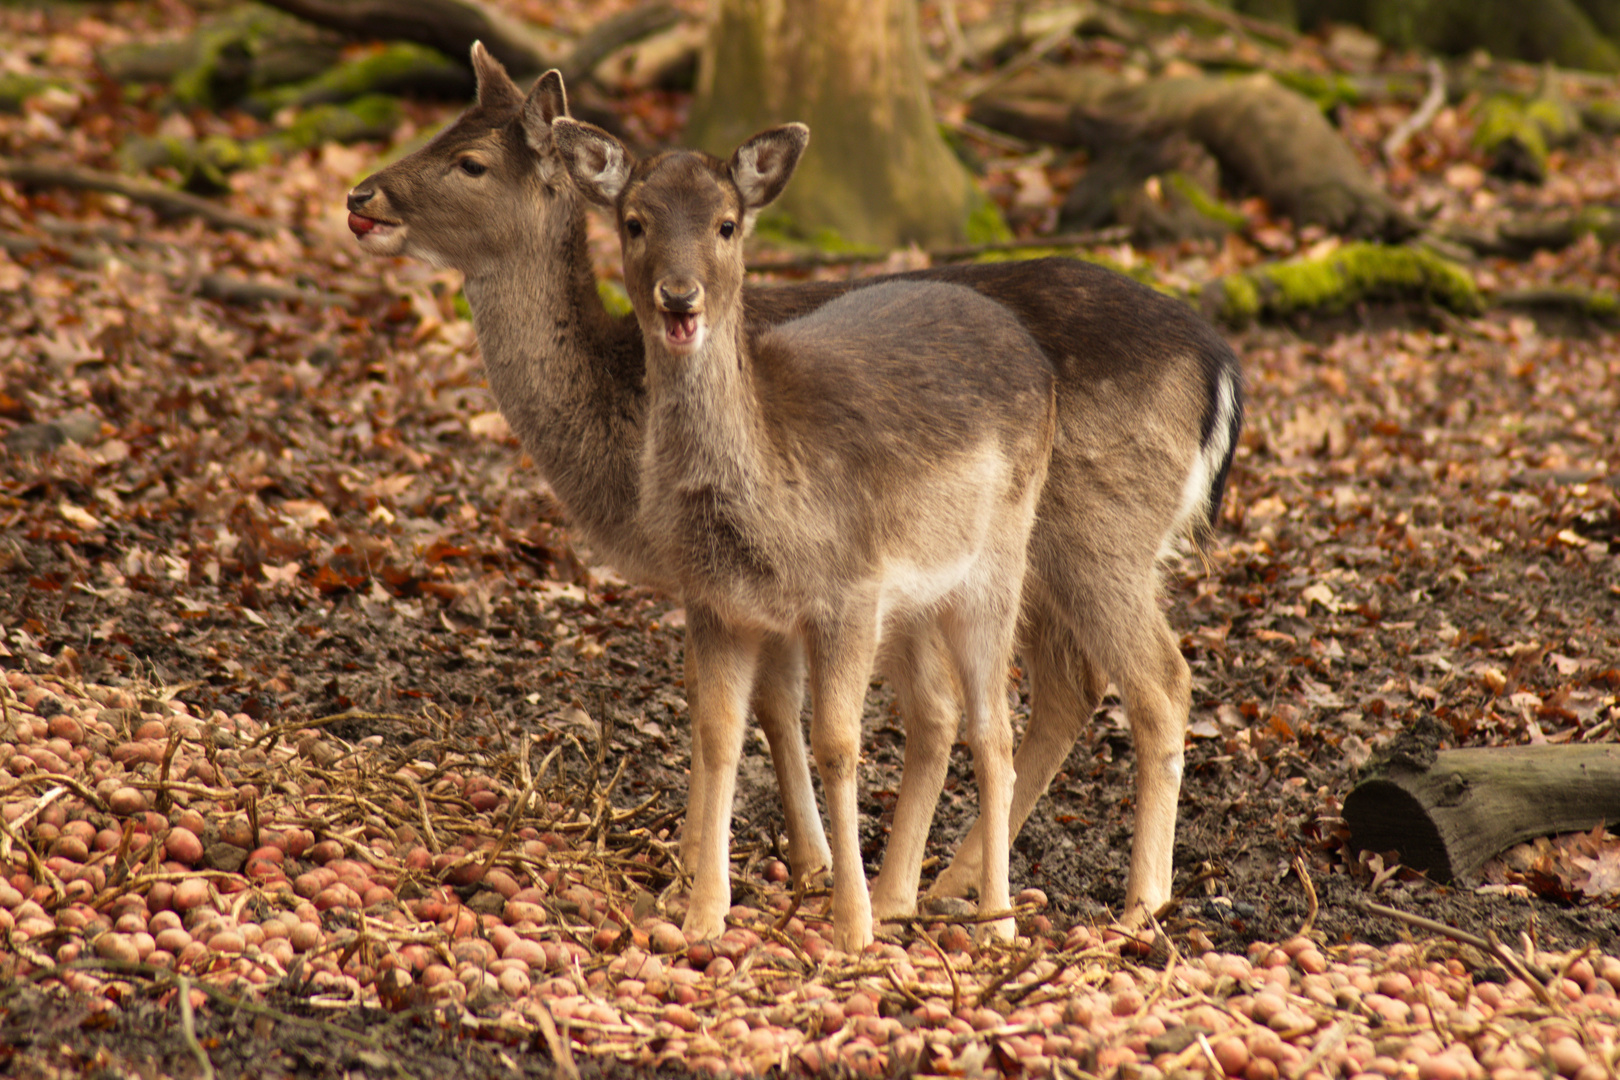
[[1, 0, 1619, 1077]]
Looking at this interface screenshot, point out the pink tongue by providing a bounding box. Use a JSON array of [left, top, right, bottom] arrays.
[[348, 212, 377, 236], [666, 313, 698, 342]]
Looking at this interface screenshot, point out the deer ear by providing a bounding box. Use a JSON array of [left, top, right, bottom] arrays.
[[520, 69, 569, 155], [552, 118, 633, 206], [471, 41, 522, 110], [730, 123, 808, 213]]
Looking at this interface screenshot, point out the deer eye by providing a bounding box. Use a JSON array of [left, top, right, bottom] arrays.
[[625, 218, 644, 239], [459, 158, 486, 177], [719, 220, 737, 239]]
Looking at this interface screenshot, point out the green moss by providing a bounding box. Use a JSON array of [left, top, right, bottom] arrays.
[[1165, 172, 1247, 231], [1215, 242, 1480, 325], [1212, 273, 1261, 324], [1271, 70, 1361, 112], [171, 6, 309, 109], [277, 94, 401, 150], [1524, 94, 1581, 146], [1583, 99, 1620, 134], [1472, 95, 1550, 180], [1571, 206, 1620, 244], [452, 290, 472, 322], [1583, 291, 1620, 320], [0, 73, 53, 113], [964, 192, 1012, 246], [596, 279, 633, 318], [750, 209, 881, 258], [119, 132, 271, 194], [250, 42, 458, 114]]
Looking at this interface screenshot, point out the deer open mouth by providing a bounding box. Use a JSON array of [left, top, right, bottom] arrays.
[[663, 312, 700, 347], [347, 212, 394, 237]]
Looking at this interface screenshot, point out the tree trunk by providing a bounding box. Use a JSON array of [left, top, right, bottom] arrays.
[[1342, 744, 1620, 883], [685, 0, 997, 249]]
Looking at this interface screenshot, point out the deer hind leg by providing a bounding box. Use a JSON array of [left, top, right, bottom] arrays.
[[750, 634, 832, 882], [938, 593, 1022, 944], [681, 605, 763, 942], [870, 623, 960, 923], [1113, 609, 1190, 926], [1052, 561, 1190, 926], [805, 607, 881, 955], [928, 605, 1105, 902]]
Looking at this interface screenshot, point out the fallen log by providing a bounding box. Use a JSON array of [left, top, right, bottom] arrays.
[[0, 160, 278, 236], [1202, 242, 1481, 326], [970, 67, 1418, 240], [1343, 744, 1620, 883]]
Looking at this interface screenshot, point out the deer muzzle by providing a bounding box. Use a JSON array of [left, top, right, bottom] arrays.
[[656, 279, 705, 350]]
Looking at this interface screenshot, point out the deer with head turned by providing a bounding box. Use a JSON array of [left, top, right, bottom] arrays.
[[346, 46, 1243, 944], [555, 117, 1055, 947]]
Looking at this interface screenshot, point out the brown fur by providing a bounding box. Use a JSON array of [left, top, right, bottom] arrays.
[[560, 114, 1055, 948], [346, 46, 1243, 941]]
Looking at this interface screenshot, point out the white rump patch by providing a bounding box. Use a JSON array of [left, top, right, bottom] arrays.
[[1170, 364, 1239, 541]]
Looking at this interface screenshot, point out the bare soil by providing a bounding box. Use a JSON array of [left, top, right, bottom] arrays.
[[3, 2, 1620, 1076]]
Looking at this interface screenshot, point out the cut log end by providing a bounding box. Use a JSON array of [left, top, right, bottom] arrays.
[[1341, 777, 1457, 881], [1343, 745, 1620, 886]]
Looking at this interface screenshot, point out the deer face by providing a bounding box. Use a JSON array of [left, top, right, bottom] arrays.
[[617, 152, 746, 356], [346, 44, 570, 274], [553, 120, 809, 358]]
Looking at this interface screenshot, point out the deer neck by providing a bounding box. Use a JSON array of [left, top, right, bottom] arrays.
[[458, 190, 659, 583], [644, 308, 769, 500]]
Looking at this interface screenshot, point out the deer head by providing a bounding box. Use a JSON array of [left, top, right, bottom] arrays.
[[553, 119, 808, 356], [346, 43, 572, 275]]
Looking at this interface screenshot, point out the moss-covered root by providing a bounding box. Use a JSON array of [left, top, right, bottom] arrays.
[[1205, 242, 1481, 325], [1472, 81, 1582, 182], [245, 43, 469, 117], [119, 96, 401, 195]]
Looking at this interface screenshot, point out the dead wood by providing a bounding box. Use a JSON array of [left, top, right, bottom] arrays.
[[0, 160, 276, 236], [971, 67, 1419, 240], [259, 0, 680, 85], [257, 0, 555, 78], [1343, 744, 1620, 883], [1, 229, 349, 309], [1446, 207, 1620, 258], [743, 225, 1133, 272]]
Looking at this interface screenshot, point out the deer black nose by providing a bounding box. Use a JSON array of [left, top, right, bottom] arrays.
[[658, 282, 701, 313], [347, 189, 375, 211]]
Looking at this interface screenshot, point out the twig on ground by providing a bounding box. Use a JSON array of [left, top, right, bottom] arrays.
[[1488, 929, 1557, 1007], [1291, 1019, 1348, 1080], [1383, 58, 1448, 160], [1293, 855, 1319, 937], [916, 927, 963, 1016], [248, 710, 420, 752], [481, 736, 543, 875], [177, 976, 217, 1080], [1359, 897, 1556, 1000], [977, 938, 1046, 1007]]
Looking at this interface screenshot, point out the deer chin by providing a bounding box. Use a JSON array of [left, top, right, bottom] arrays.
[[660, 311, 704, 353], [349, 213, 406, 255]]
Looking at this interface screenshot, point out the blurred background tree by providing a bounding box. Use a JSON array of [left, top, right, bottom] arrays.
[[683, 0, 1003, 250]]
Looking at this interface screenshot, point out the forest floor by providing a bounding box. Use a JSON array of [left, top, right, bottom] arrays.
[[1, 1, 1619, 1078]]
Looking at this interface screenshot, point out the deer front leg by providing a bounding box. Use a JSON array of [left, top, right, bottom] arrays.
[[871, 625, 958, 923], [805, 608, 880, 955], [753, 634, 831, 881], [681, 605, 762, 942]]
